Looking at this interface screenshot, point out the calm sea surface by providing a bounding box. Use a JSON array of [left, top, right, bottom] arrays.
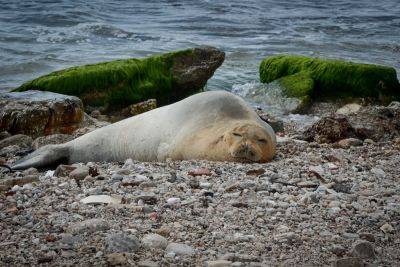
[[1, 0, 399, 96]]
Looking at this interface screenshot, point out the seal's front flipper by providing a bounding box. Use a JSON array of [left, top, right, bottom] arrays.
[[12, 145, 69, 170]]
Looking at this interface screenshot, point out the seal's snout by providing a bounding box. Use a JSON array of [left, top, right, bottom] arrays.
[[232, 142, 261, 162]]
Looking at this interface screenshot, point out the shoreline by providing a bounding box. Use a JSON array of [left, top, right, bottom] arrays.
[[1, 100, 399, 266]]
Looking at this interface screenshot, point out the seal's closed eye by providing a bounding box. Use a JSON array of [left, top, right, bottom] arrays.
[[258, 139, 267, 143], [233, 133, 242, 137]]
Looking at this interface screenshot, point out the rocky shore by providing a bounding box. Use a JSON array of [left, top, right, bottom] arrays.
[[1, 100, 399, 266]]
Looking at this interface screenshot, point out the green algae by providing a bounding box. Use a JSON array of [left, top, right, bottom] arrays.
[[260, 54, 400, 101], [13, 49, 195, 108]]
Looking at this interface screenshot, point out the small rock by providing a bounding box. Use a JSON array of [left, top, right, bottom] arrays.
[[336, 103, 361, 115], [67, 218, 109, 234], [359, 233, 375, 242], [80, 195, 122, 205], [167, 197, 181, 206], [297, 181, 319, 188], [380, 223, 394, 233], [206, 260, 233, 267], [331, 257, 364, 267], [330, 244, 346, 256], [142, 234, 168, 249], [54, 164, 77, 177], [188, 168, 212, 177], [371, 168, 386, 178], [363, 138, 375, 144], [246, 168, 265, 176], [200, 182, 212, 189], [350, 240, 375, 259], [105, 233, 141, 253], [189, 179, 200, 189], [337, 138, 363, 148], [136, 194, 157, 205], [138, 260, 159, 267], [106, 253, 127, 266], [165, 242, 195, 256], [69, 166, 89, 181], [155, 226, 171, 237]]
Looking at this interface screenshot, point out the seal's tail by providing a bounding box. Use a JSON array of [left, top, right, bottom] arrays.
[[12, 144, 70, 170]]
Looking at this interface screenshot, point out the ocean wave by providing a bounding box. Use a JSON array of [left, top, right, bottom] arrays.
[[31, 23, 158, 44]]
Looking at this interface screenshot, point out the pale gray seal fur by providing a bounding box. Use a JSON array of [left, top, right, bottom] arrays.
[[12, 91, 276, 170]]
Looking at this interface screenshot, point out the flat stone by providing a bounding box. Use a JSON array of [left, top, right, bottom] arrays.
[[138, 260, 159, 267], [0, 90, 84, 137], [337, 138, 363, 148], [331, 257, 364, 267], [206, 260, 233, 267], [80, 195, 122, 205], [188, 168, 212, 177], [165, 242, 195, 256], [336, 103, 362, 115], [142, 233, 168, 249], [67, 218, 109, 234], [105, 233, 141, 253]]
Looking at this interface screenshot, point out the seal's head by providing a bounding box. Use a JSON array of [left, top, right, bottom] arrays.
[[224, 122, 276, 163]]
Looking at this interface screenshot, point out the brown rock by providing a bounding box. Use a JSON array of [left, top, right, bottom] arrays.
[[246, 168, 266, 176], [0, 90, 84, 138], [337, 138, 363, 149], [302, 116, 356, 143], [188, 168, 212, 177], [106, 253, 127, 266]]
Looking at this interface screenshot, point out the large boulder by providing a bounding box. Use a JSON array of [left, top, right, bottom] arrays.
[[0, 90, 84, 138], [13, 47, 225, 109], [259, 55, 400, 112]]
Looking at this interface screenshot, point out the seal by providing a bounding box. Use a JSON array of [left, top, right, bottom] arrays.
[[12, 91, 276, 170]]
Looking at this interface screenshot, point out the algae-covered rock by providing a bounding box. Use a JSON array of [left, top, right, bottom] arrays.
[[14, 47, 225, 108], [260, 55, 400, 106]]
